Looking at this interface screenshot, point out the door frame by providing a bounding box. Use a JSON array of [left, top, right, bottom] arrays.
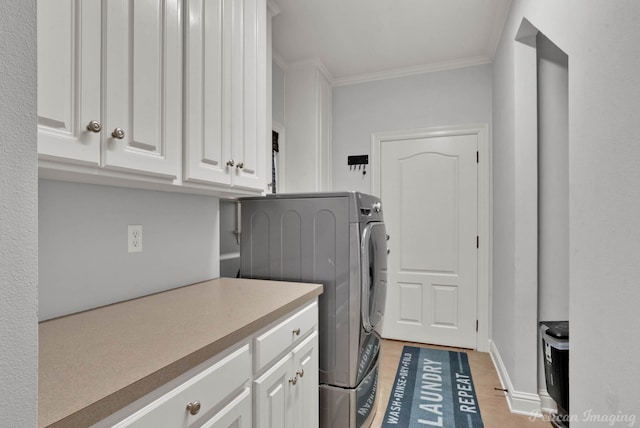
[[370, 123, 491, 352]]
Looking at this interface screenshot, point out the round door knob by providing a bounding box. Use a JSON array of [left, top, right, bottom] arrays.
[[289, 377, 297, 385], [86, 120, 102, 133], [111, 128, 125, 139], [226, 160, 235, 167], [292, 328, 301, 336], [186, 401, 201, 416], [236, 162, 244, 169], [296, 368, 305, 378]]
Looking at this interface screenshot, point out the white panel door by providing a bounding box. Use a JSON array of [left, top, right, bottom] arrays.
[[381, 134, 478, 348], [103, 0, 180, 178], [37, 0, 101, 165]]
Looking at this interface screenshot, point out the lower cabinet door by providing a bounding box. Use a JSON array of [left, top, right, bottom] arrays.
[[201, 388, 252, 428], [253, 353, 293, 428], [291, 332, 319, 428]]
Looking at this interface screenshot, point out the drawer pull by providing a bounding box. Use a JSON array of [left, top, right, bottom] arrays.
[[296, 368, 304, 378], [289, 376, 297, 385], [292, 328, 301, 336], [186, 401, 201, 416]]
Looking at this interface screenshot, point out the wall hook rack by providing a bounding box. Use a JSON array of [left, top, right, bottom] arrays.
[[348, 155, 368, 175]]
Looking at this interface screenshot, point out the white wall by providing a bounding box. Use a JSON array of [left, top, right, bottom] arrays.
[[39, 180, 220, 320], [493, 0, 640, 421], [272, 62, 285, 125], [537, 33, 569, 322], [332, 64, 493, 192], [0, 0, 38, 425]]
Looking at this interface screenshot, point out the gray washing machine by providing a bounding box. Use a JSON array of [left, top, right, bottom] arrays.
[[239, 192, 388, 428]]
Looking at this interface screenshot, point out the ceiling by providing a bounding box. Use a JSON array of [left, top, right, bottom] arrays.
[[271, 0, 512, 85]]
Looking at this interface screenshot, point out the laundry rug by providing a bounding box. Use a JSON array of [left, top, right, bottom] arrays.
[[381, 346, 484, 428]]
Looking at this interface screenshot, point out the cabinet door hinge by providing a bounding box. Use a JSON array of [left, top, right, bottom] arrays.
[[476, 236, 479, 248], [476, 151, 479, 163], [476, 320, 479, 332]]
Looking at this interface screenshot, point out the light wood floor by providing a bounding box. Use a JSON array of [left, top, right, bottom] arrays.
[[369, 339, 549, 428]]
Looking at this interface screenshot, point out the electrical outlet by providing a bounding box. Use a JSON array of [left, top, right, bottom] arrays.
[[128, 225, 143, 253]]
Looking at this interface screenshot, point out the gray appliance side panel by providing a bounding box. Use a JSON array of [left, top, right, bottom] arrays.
[[239, 197, 356, 386]]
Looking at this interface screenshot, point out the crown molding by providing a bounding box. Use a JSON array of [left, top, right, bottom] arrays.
[[287, 58, 335, 84], [332, 55, 492, 87], [488, 0, 512, 58]]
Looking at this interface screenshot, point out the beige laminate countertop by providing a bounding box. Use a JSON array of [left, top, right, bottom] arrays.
[[39, 277, 323, 428]]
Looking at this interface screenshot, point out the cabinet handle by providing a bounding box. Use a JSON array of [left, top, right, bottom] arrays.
[[86, 120, 102, 133], [292, 328, 301, 336], [289, 376, 297, 385], [296, 368, 304, 378], [186, 401, 201, 416], [226, 160, 235, 167], [111, 128, 125, 139], [236, 162, 244, 169]]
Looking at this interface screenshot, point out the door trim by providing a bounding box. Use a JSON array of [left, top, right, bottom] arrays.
[[370, 123, 491, 352]]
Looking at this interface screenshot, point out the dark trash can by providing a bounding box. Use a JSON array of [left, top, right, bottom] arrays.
[[540, 321, 569, 427]]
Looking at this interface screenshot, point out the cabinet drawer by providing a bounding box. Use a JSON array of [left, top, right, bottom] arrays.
[[255, 301, 318, 371], [113, 345, 250, 428]]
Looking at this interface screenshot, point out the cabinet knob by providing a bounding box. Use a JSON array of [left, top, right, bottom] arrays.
[[111, 128, 125, 139], [296, 368, 304, 378], [289, 376, 297, 385], [226, 160, 235, 167], [236, 162, 244, 169], [292, 328, 301, 336], [86, 120, 102, 133], [186, 401, 201, 416]]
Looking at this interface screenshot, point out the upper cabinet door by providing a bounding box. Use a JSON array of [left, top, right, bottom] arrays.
[[184, 0, 267, 190], [37, 0, 101, 165], [103, 0, 181, 179], [183, 0, 230, 185], [231, 0, 267, 190]]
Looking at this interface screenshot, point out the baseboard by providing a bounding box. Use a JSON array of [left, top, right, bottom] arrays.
[[488, 339, 543, 417], [539, 389, 557, 414]]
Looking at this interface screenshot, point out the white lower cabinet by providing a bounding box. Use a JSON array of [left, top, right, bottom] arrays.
[[254, 306, 319, 428], [291, 333, 319, 428], [111, 345, 251, 428], [254, 334, 318, 428], [94, 301, 318, 428], [201, 388, 252, 428]]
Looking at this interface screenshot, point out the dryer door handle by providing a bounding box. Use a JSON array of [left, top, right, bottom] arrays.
[[361, 225, 374, 333], [360, 224, 373, 333]]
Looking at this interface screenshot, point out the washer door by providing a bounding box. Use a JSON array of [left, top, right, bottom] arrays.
[[361, 222, 388, 333]]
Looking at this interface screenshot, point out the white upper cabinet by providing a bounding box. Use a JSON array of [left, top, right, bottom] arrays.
[[184, 0, 267, 191], [283, 61, 332, 193], [102, 0, 181, 178], [37, 0, 101, 165], [38, 0, 180, 179], [38, 0, 269, 194]]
